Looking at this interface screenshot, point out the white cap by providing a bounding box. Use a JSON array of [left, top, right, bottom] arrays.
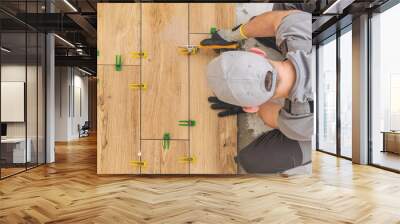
[[207, 51, 277, 107]]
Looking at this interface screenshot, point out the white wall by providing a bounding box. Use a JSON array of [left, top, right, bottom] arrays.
[[1, 65, 33, 138], [2, 64, 46, 164], [71, 72, 89, 138], [1, 65, 26, 81], [55, 67, 89, 141], [55, 66, 69, 141]]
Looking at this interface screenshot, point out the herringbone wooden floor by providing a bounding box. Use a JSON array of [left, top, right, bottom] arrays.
[[1, 135, 400, 224]]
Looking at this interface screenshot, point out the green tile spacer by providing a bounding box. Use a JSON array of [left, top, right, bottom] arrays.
[[210, 27, 217, 34], [97, 49, 99, 57], [115, 55, 122, 71], [162, 133, 170, 150], [178, 120, 196, 127]]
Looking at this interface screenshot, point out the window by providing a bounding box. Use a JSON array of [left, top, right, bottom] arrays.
[[0, 1, 47, 179], [317, 37, 337, 154], [339, 28, 352, 158], [370, 3, 400, 171]]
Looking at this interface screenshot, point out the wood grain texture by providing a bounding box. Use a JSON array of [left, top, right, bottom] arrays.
[[96, 3, 238, 174], [2, 136, 400, 223], [97, 65, 140, 174], [97, 3, 141, 65], [141, 140, 189, 174], [189, 34, 237, 174], [189, 3, 236, 33], [141, 3, 189, 140], [161, 141, 189, 174], [140, 140, 160, 174], [1, 167, 25, 178]]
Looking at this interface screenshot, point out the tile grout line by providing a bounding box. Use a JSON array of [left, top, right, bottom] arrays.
[[188, 3, 191, 174], [139, 3, 142, 174], [141, 139, 190, 141]]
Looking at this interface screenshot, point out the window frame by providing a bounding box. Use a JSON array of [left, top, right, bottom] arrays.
[[315, 24, 353, 161], [0, 0, 48, 180], [367, 1, 400, 173]]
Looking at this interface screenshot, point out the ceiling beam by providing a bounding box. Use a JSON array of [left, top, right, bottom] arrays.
[[322, 0, 356, 14], [67, 13, 97, 39], [55, 55, 96, 67], [312, 15, 335, 33]]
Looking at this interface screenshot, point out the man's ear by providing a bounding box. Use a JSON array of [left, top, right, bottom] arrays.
[[249, 47, 267, 58], [243, 106, 259, 113]]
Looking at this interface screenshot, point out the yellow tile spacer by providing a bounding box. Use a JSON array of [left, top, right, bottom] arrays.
[[130, 160, 147, 168], [128, 83, 147, 90], [131, 52, 148, 59], [179, 156, 196, 163], [178, 45, 199, 55]]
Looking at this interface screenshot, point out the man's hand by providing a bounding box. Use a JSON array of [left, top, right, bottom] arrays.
[[200, 24, 247, 48], [208, 96, 245, 117], [216, 24, 248, 42]]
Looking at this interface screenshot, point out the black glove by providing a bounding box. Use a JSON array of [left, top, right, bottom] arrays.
[[200, 24, 243, 49], [200, 32, 238, 47], [208, 96, 245, 117]]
